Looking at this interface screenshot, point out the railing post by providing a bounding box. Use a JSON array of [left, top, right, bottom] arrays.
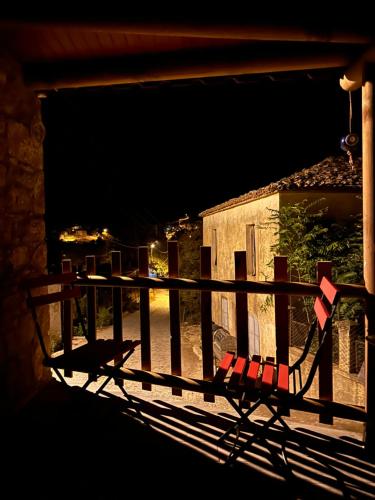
[[317, 261, 333, 424], [61, 258, 73, 377], [85, 255, 97, 344], [274, 256, 289, 416], [139, 246, 151, 391], [235, 251, 249, 358], [111, 251, 123, 365], [274, 256, 289, 365], [168, 241, 182, 396], [201, 246, 214, 402]]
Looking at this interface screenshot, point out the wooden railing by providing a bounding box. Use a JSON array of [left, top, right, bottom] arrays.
[[59, 243, 367, 423]]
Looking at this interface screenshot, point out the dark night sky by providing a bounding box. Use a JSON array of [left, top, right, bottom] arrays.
[[42, 69, 362, 240]]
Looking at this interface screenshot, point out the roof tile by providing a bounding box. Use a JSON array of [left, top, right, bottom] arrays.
[[199, 156, 362, 217]]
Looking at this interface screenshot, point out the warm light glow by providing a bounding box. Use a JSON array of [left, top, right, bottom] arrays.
[[59, 225, 111, 243]]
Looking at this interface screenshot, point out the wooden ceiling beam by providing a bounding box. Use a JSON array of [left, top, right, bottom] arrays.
[[26, 45, 356, 91], [0, 18, 372, 44]]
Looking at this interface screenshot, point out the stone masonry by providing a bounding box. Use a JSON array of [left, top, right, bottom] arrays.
[[0, 54, 50, 415]]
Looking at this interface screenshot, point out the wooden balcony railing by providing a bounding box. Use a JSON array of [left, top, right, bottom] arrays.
[[59, 244, 367, 425]]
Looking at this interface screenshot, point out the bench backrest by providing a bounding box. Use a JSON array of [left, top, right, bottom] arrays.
[[24, 273, 81, 359]]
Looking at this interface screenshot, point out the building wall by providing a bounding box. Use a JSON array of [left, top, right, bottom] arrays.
[[0, 54, 50, 415], [279, 191, 362, 220], [202, 189, 362, 360], [202, 193, 280, 358]]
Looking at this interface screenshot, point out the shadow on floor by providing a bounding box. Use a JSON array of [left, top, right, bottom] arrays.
[[3, 381, 374, 500]]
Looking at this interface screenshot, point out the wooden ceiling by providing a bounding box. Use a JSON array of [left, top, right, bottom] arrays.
[[0, 16, 372, 90]]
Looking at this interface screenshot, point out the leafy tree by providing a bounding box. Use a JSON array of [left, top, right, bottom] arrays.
[[149, 254, 168, 277], [264, 198, 363, 322], [166, 220, 202, 324]]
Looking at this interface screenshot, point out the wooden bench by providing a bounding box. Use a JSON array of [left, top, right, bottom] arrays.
[[24, 273, 141, 397]]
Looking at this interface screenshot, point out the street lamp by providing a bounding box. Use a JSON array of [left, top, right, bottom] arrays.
[[150, 242, 155, 260]]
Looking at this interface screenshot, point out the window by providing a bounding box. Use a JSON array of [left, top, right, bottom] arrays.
[[212, 228, 217, 267], [221, 296, 229, 331], [248, 313, 260, 355], [246, 224, 256, 276]]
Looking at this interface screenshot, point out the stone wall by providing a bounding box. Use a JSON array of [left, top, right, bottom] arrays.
[[0, 54, 50, 415], [290, 348, 364, 406]]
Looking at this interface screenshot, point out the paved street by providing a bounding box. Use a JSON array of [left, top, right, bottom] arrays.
[[98, 289, 202, 378]]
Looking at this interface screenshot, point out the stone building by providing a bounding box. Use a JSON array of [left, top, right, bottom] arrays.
[[200, 156, 362, 359], [0, 55, 48, 414]]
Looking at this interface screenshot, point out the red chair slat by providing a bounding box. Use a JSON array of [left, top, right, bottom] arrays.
[[246, 355, 261, 388], [277, 363, 289, 393], [228, 357, 247, 388], [214, 352, 235, 383], [320, 276, 339, 305], [261, 357, 275, 391], [314, 297, 330, 330]]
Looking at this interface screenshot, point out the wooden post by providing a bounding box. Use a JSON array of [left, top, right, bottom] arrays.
[[201, 246, 214, 402], [111, 251, 123, 365], [62, 259, 73, 377], [139, 246, 151, 391], [85, 255, 97, 344], [168, 241, 182, 396], [274, 256, 289, 365], [362, 79, 375, 454], [235, 251, 249, 358], [274, 256, 289, 417], [317, 261, 333, 424]]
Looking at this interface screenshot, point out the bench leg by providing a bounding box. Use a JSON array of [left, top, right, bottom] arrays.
[[95, 347, 137, 395], [52, 367, 69, 386]]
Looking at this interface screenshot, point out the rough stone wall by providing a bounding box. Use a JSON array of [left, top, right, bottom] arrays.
[[290, 347, 364, 406], [0, 54, 50, 415]]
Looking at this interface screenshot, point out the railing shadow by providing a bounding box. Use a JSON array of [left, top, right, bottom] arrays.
[[97, 388, 374, 499], [4, 381, 374, 500]]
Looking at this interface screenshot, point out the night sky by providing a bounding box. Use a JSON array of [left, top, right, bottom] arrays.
[[42, 69, 362, 240]]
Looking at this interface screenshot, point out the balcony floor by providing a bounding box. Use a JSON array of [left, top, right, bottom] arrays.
[[4, 377, 374, 499]]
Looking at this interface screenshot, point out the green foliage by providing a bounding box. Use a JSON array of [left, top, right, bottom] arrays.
[[97, 306, 113, 328], [260, 294, 274, 313], [175, 220, 202, 324], [149, 255, 168, 277], [73, 322, 85, 337], [50, 335, 63, 354], [124, 289, 140, 313], [264, 198, 363, 321]]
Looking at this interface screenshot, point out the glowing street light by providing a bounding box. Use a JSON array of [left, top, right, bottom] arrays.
[[150, 242, 155, 260]]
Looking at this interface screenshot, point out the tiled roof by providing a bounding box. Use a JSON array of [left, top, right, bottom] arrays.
[[199, 156, 362, 217]]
